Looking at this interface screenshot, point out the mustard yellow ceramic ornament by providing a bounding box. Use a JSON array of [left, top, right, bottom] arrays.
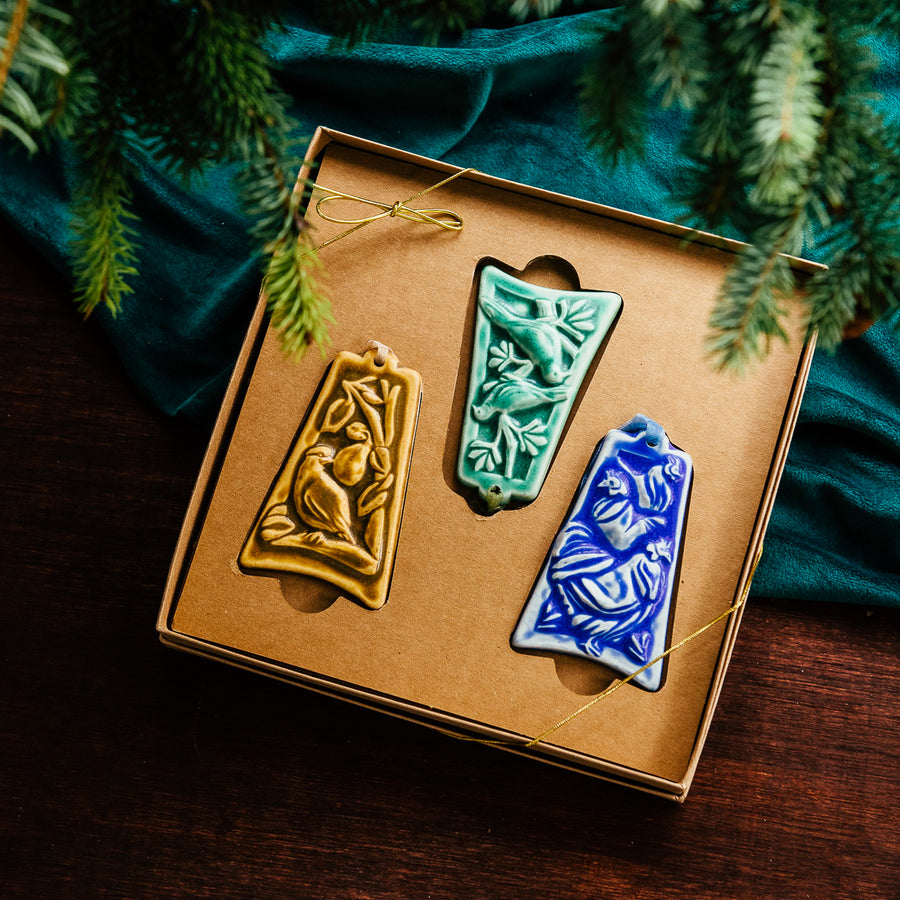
[[239, 342, 422, 610]]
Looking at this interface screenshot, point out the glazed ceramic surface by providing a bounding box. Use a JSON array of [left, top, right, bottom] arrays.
[[239, 345, 421, 610], [511, 415, 692, 691], [458, 265, 621, 513]]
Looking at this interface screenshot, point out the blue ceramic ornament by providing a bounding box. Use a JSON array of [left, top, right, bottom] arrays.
[[511, 415, 692, 691], [457, 265, 622, 513]]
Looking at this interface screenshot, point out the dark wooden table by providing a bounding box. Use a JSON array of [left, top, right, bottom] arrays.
[[2, 219, 897, 899]]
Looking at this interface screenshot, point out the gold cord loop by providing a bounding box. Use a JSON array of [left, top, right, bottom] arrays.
[[442, 546, 764, 751], [311, 167, 475, 252], [315, 189, 463, 231]]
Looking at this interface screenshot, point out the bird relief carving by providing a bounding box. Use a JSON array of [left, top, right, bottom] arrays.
[[511, 416, 692, 692], [239, 344, 422, 611], [457, 265, 622, 513]]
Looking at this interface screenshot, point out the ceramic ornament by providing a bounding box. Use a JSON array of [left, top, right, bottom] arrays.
[[511, 415, 692, 691], [239, 343, 422, 610], [457, 265, 622, 513]]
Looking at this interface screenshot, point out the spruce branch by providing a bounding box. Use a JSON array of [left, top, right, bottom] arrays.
[[264, 228, 333, 359], [147, 2, 284, 177], [232, 104, 334, 357], [702, 15, 827, 372], [579, 14, 649, 166], [237, 107, 304, 246], [209, 55, 331, 360], [802, 251, 868, 348], [741, 11, 825, 208], [707, 237, 794, 373], [316, 0, 533, 48], [804, 168, 900, 346], [0, 0, 28, 98], [316, 0, 408, 48], [409, 0, 491, 44], [0, 0, 82, 152], [252, 163, 333, 360], [38, 1, 337, 354], [510, 0, 563, 23], [578, 0, 900, 368], [70, 134, 140, 317], [629, 0, 707, 110], [4, 1, 897, 372]]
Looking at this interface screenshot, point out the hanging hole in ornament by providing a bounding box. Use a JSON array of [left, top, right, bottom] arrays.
[[365, 339, 391, 367]]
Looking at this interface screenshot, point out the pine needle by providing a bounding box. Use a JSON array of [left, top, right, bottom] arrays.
[[0, 0, 29, 105], [264, 230, 333, 359]]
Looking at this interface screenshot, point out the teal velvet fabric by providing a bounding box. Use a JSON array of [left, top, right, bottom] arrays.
[[1, 10, 897, 605]]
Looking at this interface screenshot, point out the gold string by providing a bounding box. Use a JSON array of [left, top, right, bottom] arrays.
[[311, 167, 476, 252], [442, 546, 764, 750], [305, 161, 764, 754]]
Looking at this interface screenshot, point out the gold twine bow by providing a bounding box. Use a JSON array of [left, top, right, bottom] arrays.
[[443, 546, 764, 751], [312, 167, 475, 252]]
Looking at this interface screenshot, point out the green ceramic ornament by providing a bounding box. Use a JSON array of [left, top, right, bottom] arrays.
[[457, 264, 622, 513]]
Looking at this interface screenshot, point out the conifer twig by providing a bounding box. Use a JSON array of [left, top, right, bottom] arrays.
[[0, 0, 29, 104]]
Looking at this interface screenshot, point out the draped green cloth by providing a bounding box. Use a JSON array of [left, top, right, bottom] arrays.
[[1, 11, 897, 605]]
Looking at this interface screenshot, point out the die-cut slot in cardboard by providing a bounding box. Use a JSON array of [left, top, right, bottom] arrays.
[[448, 255, 622, 514]]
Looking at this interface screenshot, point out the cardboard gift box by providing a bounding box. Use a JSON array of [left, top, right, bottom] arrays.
[[157, 128, 821, 801]]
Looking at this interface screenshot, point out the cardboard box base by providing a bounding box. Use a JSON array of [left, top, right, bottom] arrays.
[[158, 632, 692, 800], [157, 128, 821, 800]]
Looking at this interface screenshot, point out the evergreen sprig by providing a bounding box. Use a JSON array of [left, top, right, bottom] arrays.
[[265, 227, 333, 358], [70, 121, 139, 316], [631, 0, 707, 111], [315, 0, 502, 47], [2, 0, 332, 358], [0, 0, 93, 152], [805, 161, 900, 347], [579, 12, 649, 167], [706, 226, 795, 372], [510, 0, 564, 23], [2, 1, 898, 369], [742, 10, 825, 210], [148, 3, 285, 176], [579, 0, 899, 368]]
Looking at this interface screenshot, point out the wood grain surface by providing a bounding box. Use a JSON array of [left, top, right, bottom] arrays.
[[1, 219, 897, 899]]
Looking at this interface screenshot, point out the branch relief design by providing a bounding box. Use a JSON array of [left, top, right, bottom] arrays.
[[457, 265, 622, 513]]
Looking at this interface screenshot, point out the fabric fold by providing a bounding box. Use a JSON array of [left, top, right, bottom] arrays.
[[0, 11, 897, 606]]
